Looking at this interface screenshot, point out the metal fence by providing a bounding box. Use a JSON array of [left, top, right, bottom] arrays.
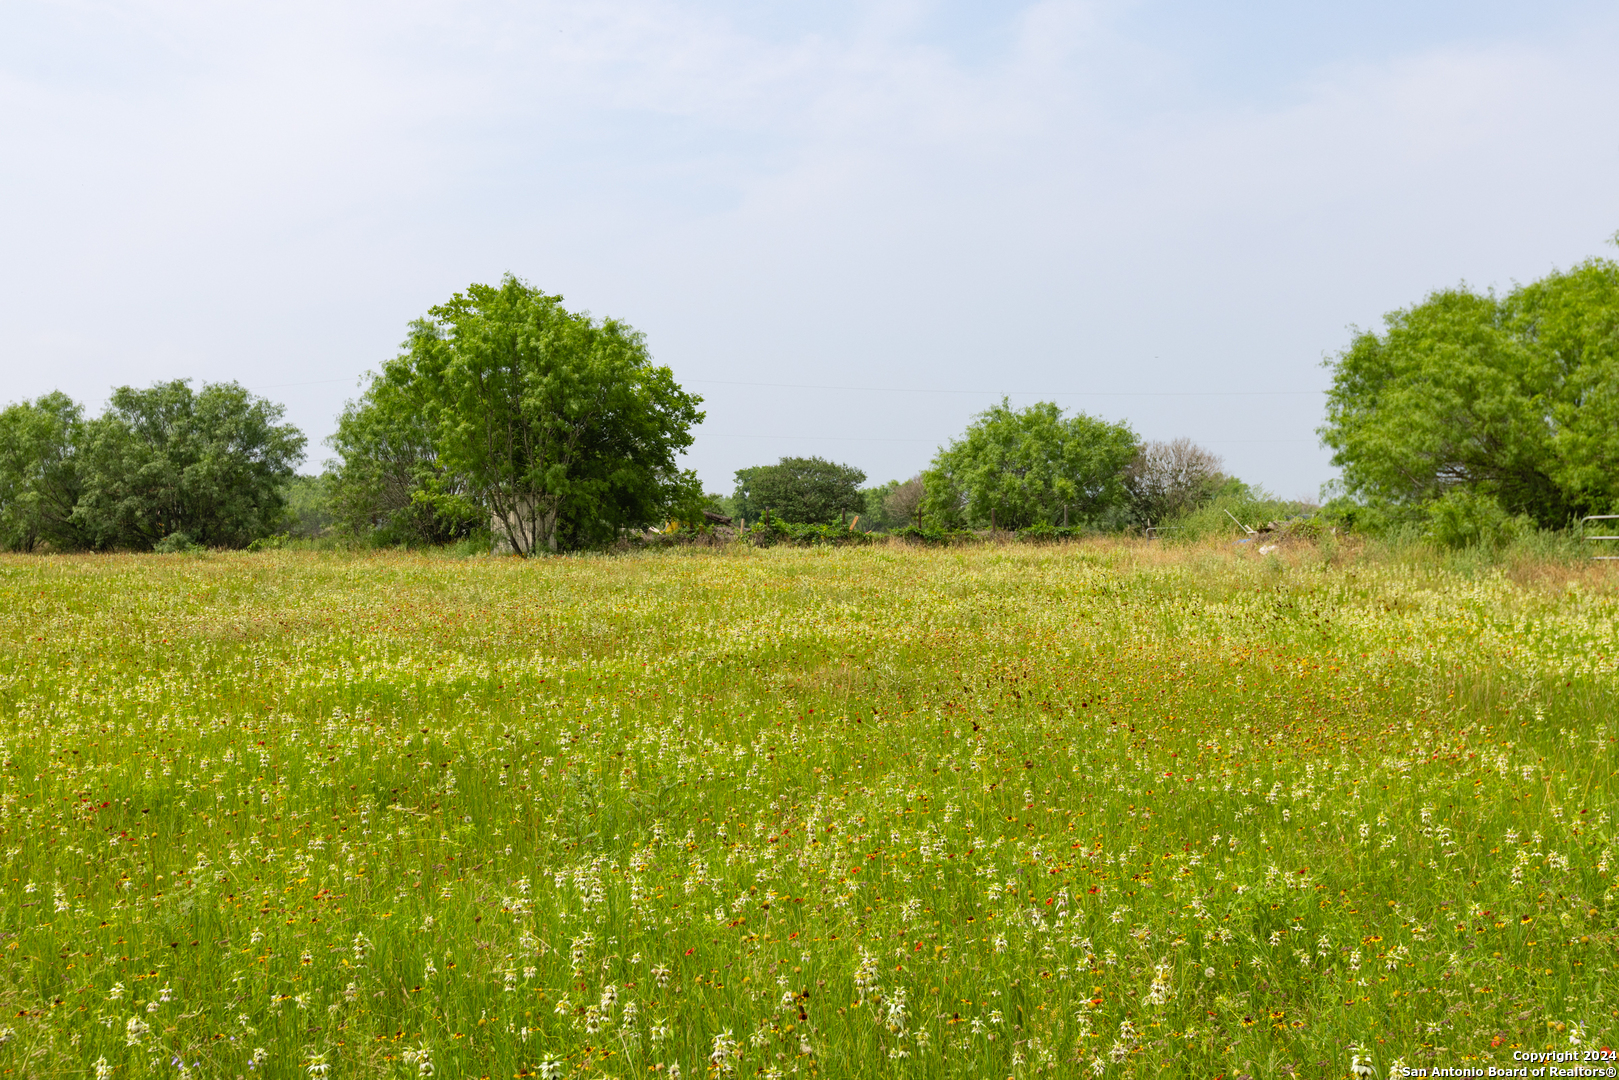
[[1582, 515, 1619, 560]]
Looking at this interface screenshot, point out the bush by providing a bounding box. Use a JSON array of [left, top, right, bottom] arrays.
[[1423, 489, 1530, 550], [245, 533, 290, 553], [887, 524, 959, 546], [746, 510, 872, 548], [1160, 487, 1319, 543], [153, 532, 205, 554], [1014, 523, 1087, 543]]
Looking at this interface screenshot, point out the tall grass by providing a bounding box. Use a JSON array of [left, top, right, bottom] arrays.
[[0, 543, 1614, 1079]]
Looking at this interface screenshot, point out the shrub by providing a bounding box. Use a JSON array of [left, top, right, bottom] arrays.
[[1423, 489, 1529, 550]]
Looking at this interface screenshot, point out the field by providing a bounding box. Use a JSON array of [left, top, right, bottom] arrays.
[[0, 542, 1616, 1080]]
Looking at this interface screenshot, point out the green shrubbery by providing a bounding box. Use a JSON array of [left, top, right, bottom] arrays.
[[0, 381, 306, 552]]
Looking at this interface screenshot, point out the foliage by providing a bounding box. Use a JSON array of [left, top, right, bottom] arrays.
[[1159, 484, 1318, 543], [920, 399, 1137, 529], [1422, 488, 1530, 551], [743, 507, 872, 547], [0, 391, 89, 551], [68, 380, 306, 551], [879, 474, 925, 530], [1012, 522, 1088, 542], [151, 530, 206, 554], [847, 476, 926, 533], [1320, 257, 1619, 527], [0, 544, 1613, 1078], [327, 357, 483, 547], [1124, 438, 1225, 526], [701, 491, 736, 520], [384, 279, 705, 554], [1, 382, 304, 551], [279, 474, 336, 538], [886, 522, 960, 545], [733, 456, 866, 525]]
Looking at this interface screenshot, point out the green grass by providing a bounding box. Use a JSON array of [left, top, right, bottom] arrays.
[[0, 542, 1615, 1079]]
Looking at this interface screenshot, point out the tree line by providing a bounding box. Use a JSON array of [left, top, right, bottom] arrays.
[[724, 429, 1230, 535], [4, 252, 1615, 554]]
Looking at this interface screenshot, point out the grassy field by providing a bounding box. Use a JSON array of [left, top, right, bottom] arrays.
[[0, 542, 1615, 1080]]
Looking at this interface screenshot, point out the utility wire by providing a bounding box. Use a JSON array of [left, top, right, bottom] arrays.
[[244, 375, 1324, 397], [688, 379, 1324, 397], [699, 433, 1317, 444]]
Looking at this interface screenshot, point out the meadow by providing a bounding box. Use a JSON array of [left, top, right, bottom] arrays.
[[0, 541, 1615, 1080]]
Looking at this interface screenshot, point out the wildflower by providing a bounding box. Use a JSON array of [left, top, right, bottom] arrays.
[[108, 982, 125, 1001], [538, 1061, 563, 1080], [307, 1053, 330, 1078], [93, 1058, 113, 1080], [252, 1048, 269, 1066], [853, 950, 881, 1001], [125, 1015, 150, 1047], [710, 1029, 740, 1076], [402, 1042, 435, 1077]]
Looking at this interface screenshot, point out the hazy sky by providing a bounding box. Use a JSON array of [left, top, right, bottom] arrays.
[[5, 0, 1617, 499]]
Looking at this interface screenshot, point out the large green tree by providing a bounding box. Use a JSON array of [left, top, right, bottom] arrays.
[[338, 277, 705, 554], [327, 342, 481, 545], [0, 391, 90, 551], [1320, 257, 1619, 526], [72, 380, 307, 549], [733, 456, 866, 525], [921, 400, 1137, 529]]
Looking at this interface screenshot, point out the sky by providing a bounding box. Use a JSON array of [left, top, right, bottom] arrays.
[[4, 0, 1618, 501]]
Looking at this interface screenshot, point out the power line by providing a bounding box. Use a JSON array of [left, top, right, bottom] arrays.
[[688, 379, 1324, 397], [699, 433, 1318, 444], [243, 375, 1325, 398]]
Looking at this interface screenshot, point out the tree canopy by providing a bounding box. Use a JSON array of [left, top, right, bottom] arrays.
[[0, 381, 305, 551], [920, 400, 1138, 529], [1320, 257, 1619, 526], [0, 391, 86, 551], [1124, 438, 1225, 526], [331, 277, 705, 554], [733, 456, 866, 525]]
